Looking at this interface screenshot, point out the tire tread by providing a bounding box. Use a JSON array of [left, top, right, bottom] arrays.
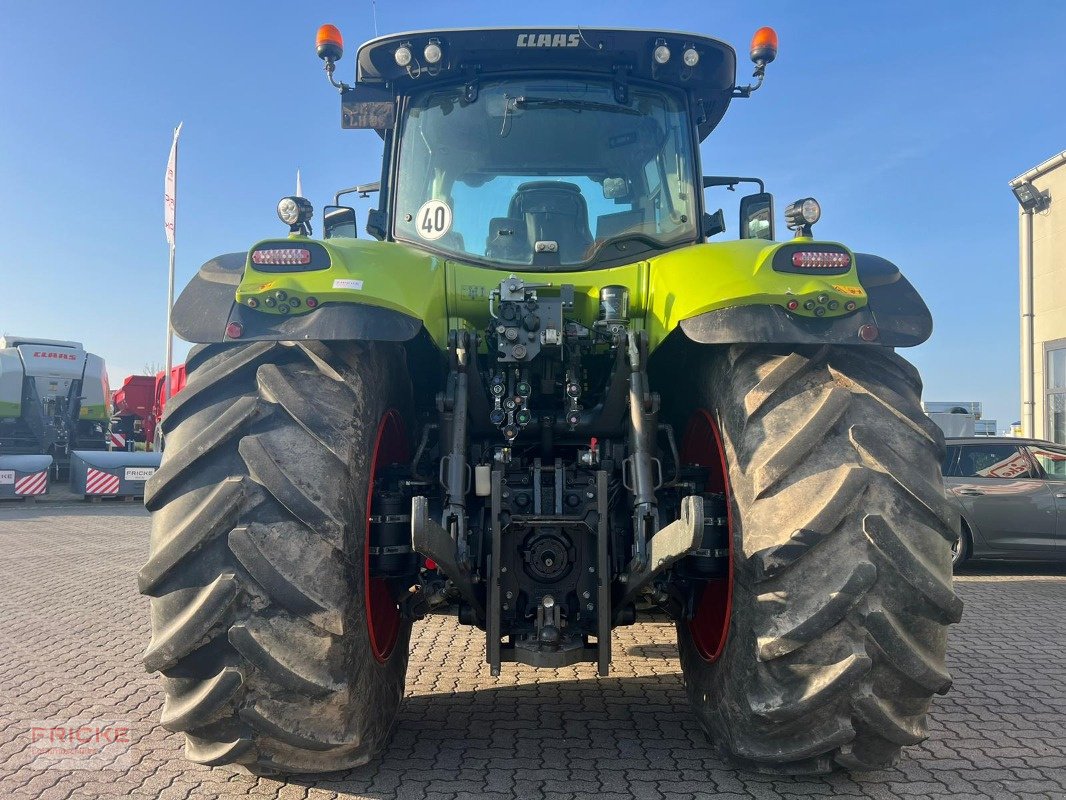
[[141, 341, 412, 773], [677, 345, 961, 773]]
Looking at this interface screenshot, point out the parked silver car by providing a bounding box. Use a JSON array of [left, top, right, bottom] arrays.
[[942, 437, 1066, 566]]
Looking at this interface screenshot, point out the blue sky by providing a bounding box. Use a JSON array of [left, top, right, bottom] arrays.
[[1, 2, 1063, 429]]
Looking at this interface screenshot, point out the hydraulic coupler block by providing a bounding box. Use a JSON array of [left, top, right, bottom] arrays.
[[488, 370, 533, 442], [564, 369, 582, 429], [490, 276, 573, 363]]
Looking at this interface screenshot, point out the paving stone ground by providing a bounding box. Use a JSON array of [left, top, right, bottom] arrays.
[[0, 503, 1064, 799]]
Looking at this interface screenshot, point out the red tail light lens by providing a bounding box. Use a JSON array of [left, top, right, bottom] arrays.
[[858, 323, 879, 342], [791, 251, 851, 269], [252, 248, 312, 266]]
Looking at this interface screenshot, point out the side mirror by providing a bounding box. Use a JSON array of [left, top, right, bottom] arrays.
[[323, 205, 357, 239], [703, 209, 726, 239], [739, 192, 775, 241]]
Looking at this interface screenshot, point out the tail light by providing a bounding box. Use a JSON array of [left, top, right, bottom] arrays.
[[252, 248, 312, 266], [791, 251, 851, 269]]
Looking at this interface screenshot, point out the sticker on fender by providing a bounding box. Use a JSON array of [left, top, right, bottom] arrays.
[[333, 279, 364, 290], [416, 200, 452, 241], [833, 284, 865, 297], [124, 467, 156, 481], [0, 470, 13, 485]]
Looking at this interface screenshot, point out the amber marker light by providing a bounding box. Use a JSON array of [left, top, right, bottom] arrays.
[[749, 26, 779, 65], [316, 24, 344, 62]]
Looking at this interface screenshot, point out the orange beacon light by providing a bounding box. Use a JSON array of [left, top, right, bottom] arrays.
[[316, 24, 344, 63], [749, 27, 778, 66]]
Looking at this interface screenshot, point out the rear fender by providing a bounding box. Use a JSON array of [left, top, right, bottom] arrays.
[[171, 240, 447, 345], [671, 249, 931, 348]]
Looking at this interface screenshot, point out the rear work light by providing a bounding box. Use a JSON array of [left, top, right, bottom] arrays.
[[252, 248, 312, 266], [791, 251, 851, 269]]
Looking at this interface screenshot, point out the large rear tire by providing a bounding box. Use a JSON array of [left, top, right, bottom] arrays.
[[676, 344, 963, 773], [139, 340, 412, 774]]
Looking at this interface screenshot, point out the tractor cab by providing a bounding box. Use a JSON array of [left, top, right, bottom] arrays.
[[316, 27, 779, 266]]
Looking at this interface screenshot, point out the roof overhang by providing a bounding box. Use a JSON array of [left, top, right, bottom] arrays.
[[351, 27, 738, 140], [1010, 149, 1066, 187]]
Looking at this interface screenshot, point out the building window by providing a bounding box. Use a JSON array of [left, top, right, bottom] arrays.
[[1048, 342, 1066, 445]]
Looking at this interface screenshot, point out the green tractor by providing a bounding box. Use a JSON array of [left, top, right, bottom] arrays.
[[140, 24, 962, 775]]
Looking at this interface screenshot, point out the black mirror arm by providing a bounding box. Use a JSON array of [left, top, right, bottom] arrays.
[[334, 186, 360, 205], [333, 182, 381, 205], [703, 175, 765, 193]]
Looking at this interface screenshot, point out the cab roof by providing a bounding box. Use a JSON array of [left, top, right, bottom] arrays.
[[0, 336, 82, 350], [354, 27, 738, 140]]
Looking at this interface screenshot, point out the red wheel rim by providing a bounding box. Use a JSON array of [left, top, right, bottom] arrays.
[[680, 409, 734, 663], [365, 409, 408, 663]]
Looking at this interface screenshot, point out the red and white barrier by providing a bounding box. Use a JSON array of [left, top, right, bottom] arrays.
[[85, 468, 121, 495], [109, 433, 127, 450], [0, 455, 53, 500], [69, 451, 159, 500], [14, 471, 48, 496]]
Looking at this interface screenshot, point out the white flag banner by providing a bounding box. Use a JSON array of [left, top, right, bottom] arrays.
[[164, 122, 182, 246]]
